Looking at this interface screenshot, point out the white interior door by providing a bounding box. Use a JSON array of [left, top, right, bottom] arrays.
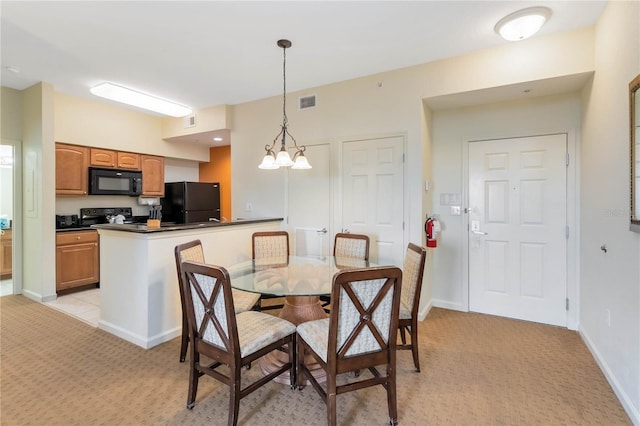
[[468, 134, 567, 326], [342, 136, 404, 266], [287, 143, 331, 256]]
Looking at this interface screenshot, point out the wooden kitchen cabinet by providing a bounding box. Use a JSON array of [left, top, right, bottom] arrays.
[[56, 143, 89, 195], [0, 229, 12, 279], [117, 152, 141, 170], [141, 155, 165, 196], [90, 148, 117, 167], [56, 230, 100, 292]]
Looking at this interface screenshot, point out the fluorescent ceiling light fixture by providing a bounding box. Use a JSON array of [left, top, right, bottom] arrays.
[[495, 7, 551, 41], [90, 82, 192, 117], [213, 137, 223, 142]]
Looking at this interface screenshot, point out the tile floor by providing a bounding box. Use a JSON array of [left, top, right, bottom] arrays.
[[44, 288, 100, 327], [0, 278, 13, 296]]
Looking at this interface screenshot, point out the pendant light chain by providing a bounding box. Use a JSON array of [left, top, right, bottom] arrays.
[[282, 43, 288, 129]]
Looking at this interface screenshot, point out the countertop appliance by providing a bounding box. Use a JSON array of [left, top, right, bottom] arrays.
[[161, 181, 220, 224], [88, 167, 142, 196], [56, 214, 80, 229]]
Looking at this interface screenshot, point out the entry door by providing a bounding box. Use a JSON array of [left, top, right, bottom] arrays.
[[342, 136, 404, 266], [468, 134, 567, 326], [287, 143, 331, 256]]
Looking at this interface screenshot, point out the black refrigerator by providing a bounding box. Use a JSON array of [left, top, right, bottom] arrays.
[[161, 182, 221, 224]]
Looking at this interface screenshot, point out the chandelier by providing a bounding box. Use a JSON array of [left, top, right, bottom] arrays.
[[258, 39, 311, 170]]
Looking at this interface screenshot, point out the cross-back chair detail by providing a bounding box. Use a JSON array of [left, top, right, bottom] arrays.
[[180, 261, 296, 426], [174, 240, 259, 362], [398, 243, 427, 372], [296, 266, 402, 426], [252, 231, 290, 310]]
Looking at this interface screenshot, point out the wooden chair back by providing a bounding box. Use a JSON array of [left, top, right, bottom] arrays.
[[333, 233, 370, 261], [174, 240, 206, 362], [401, 243, 427, 316], [180, 260, 239, 363], [252, 231, 290, 263], [328, 266, 402, 374]]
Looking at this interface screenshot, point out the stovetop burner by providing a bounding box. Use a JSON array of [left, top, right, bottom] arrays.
[[80, 207, 133, 226]]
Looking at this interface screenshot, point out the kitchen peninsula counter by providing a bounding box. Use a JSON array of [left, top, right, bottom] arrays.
[[91, 217, 281, 233], [94, 217, 282, 349]]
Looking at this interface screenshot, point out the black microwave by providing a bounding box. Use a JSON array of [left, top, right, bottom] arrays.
[[89, 167, 143, 196]]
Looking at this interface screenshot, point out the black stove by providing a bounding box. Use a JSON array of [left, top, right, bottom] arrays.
[[80, 207, 133, 226]]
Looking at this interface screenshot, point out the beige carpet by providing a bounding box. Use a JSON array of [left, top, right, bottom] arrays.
[[0, 295, 631, 425]]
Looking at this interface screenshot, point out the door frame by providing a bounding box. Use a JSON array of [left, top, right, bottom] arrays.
[[1, 138, 23, 295], [335, 133, 408, 266], [461, 130, 579, 330]]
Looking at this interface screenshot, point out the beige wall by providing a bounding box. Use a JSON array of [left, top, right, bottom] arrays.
[[430, 93, 582, 314], [54, 92, 210, 161], [22, 83, 56, 301], [1, 87, 23, 141], [580, 0, 640, 420]]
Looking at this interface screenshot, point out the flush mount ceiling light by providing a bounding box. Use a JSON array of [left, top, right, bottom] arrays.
[[495, 7, 552, 41], [258, 39, 311, 170], [90, 82, 192, 117]]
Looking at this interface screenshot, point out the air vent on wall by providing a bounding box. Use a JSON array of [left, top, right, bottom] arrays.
[[183, 114, 196, 128], [299, 94, 316, 110]]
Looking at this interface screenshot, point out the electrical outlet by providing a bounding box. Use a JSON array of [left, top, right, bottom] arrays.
[[245, 202, 252, 212]]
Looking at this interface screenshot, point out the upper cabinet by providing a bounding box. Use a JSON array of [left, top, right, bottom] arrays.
[[57, 143, 164, 197], [56, 143, 89, 195], [90, 148, 117, 168], [90, 148, 140, 170], [141, 155, 165, 197], [117, 152, 141, 170]]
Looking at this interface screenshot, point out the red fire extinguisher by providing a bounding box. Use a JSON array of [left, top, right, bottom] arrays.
[[425, 216, 438, 248]]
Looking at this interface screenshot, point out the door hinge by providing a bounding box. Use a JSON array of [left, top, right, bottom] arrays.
[[566, 153, 570, 167], [565, 226, 569, 239], [402, 221, 405, 230], [566, 298, 569, 311], [402, 153, 405, 163]]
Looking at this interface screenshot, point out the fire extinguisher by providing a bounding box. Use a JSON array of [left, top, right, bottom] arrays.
[[425, 216, 439, 248]]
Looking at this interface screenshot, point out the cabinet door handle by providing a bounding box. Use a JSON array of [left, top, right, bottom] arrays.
[[76, 236, 81, 240]]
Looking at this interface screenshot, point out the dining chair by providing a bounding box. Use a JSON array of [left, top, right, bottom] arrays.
[[179, 260, 296, 426], [174, 240, 260, 362], [252, 231, 290, 310], [296, 266, 402, 426], [320, 232, 371, 312], [398, 242, 427, 372]]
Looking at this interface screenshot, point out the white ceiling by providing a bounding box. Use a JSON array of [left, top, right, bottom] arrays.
[[1, 1, 606, 143]]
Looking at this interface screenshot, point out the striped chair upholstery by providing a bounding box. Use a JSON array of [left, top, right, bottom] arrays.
[[296, 266, 402, 426], [397, 243, 427, 372], [252, 231, 289, 310], [322, 233, 371, 313], [174, 240, 260, 362], [180, 261, 296, 425], [333, 233, 370, 260]]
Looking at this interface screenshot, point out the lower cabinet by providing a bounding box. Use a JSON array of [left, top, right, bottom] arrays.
[[56, 230, 100, 292], [0, 229, 12, 279]]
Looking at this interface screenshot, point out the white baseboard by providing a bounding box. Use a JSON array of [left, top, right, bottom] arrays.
[[579, 326, 640, 425], [98, 320, 180, 350], [431, 298, 467, 312]]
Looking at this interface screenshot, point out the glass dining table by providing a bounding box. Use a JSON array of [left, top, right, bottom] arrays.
[[227, 255, 373, 383]]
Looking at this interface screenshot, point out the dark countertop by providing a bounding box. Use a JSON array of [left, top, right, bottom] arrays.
[[56, 227, 96, 233], [89, 217, 283, 234]]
